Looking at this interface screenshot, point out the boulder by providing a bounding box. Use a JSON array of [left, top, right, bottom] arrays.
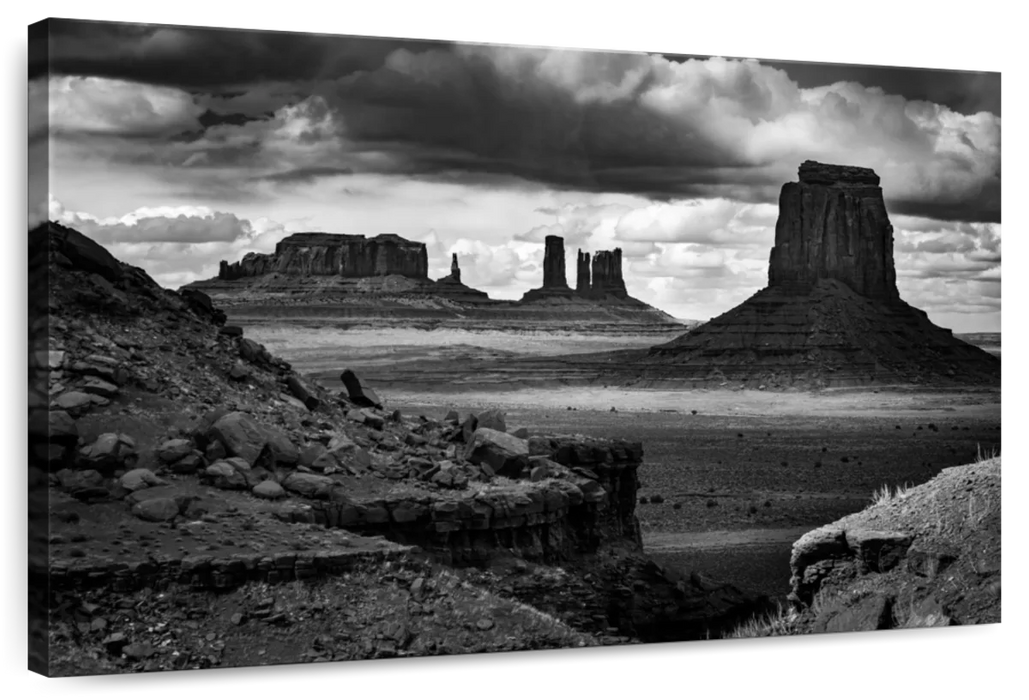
[[132, 497, 181, 522], [286, 376, 320, 411], [119, 468, 166, 492], [261, 426, 299, 466], [282, 472, 335, 499], [207, 412, 267, 465], [239, 338, 272, 365], [361, 410, 385, 431], [157, 438, 194, 464], [460, 414, 478, 443], [204, 461, 249, 490], [53, 391, 94, 415], [78, 433, 137, 473], [253, 480, 286, 500], [180, 288, 226, 325], [340, 369, 383, 409], [463, 428, 530, 477], [476, 409, 506, 432], [81, 378, 119, 398], [168, 452, 204, 475]]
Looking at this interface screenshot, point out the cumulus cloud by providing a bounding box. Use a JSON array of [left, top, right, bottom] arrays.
[[48, 76, 204, 137], [48, 196, 294, 287], [447, 238, 540, 295]]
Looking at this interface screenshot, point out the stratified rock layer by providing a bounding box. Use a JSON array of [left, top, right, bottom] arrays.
[[588, 249, 627, 299], [219, 232, 429, 280], [769, 160, 897, 300], [635, 162, 999, 388]]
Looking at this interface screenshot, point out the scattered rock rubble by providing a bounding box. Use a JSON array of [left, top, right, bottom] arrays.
[[29, 222, 767, 676]]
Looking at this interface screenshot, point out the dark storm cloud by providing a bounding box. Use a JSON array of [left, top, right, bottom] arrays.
[[258, 165, 355, 183], [44, 20, 1001, 224], [196, 109, 267, 128], [755, 60, 1000, 117], [34, 18, 449, 87]]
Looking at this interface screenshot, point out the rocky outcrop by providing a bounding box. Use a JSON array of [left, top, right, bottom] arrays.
[[768, 161, 898, 300], [576, 250, 591, 292], [218, 232, 429, 280], [432, 253, 491, 302], [588, 249, 627, 298], [302, 434, 644, 566], [521, 235, 575, 302], [782, 457, 1000, 633], [641, 161, 1000, 388], [542, 235, 570, 290]]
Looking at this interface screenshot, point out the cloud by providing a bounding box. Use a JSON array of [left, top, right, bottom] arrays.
[[447, 238, 540, 294], [614, 199, 777, 245], [48, 196, 293, 287], [48, 75, 204, 137], [45, 29, 1001, 223]]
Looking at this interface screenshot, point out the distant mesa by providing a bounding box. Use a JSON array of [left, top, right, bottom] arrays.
[[190, 231, 494, 302], [643, 160, 1000, 387], [218, 232, 429, 281]]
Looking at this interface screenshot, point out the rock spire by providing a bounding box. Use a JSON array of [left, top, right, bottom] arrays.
[[542, 235, 570, 290], [576, 250, 591, 292]]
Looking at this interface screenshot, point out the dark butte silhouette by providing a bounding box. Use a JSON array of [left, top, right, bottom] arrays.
[[629, 161, 1000, 388]]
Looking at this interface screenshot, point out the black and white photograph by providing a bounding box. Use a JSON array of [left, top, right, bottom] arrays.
[[25, 6, 1005, 687]]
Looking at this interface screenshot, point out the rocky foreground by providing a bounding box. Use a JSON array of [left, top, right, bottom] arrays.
[[29, 222, 762, 676], [731, 455, 1001, 636]]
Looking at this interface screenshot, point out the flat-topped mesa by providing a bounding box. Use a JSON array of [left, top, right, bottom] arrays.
[[768, 161, 898, 301], [798, 160, 880, 187], [217, 232, 429, 280], [542, 235, 570, 290], [590, 249, 628, 298], [576, 250, 591, 292]]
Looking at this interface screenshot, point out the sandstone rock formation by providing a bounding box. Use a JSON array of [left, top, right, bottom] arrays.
[[520, 235, 574, 302], [781, 457, 1000, 632], [431, 252, 491, 302], [542, 235, 570, 290], [588, 249, 628, 298], [636, 161, 1000, 387], [768, 160, 898, 300], [522, 236, 642, 312], [218, 232, 429, 280], [576, 250, 591, 292]]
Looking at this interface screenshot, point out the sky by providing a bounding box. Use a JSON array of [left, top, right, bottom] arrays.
[[30, 19, 1002, 332]]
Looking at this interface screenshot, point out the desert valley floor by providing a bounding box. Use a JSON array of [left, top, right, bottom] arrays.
[[246, 323, 1002, 598]]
